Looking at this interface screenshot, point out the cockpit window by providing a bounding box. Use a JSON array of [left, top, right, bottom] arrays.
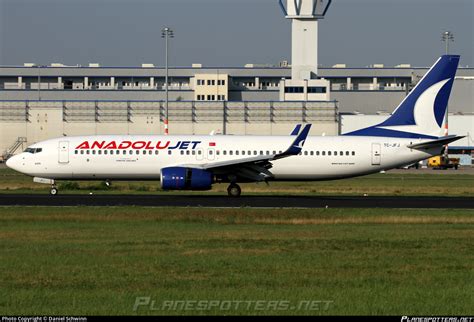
[[24, 148, 42, 154]]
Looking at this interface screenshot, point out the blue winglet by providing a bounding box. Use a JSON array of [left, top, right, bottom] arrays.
[[281, 124, 312, 157], [290, 124, 302, 136]]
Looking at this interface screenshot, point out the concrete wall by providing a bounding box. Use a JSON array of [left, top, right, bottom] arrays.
[[0, 100, 338, 155]]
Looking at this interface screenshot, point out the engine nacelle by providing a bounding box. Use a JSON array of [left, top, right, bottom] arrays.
[[160, 167, 213, 191]]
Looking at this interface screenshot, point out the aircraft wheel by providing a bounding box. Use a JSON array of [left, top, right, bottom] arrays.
[[227, 183, 241, 197], [50, 187, 58, 196]]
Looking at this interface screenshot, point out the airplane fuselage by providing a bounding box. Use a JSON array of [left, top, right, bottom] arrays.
[[8, 134, 439, 181]]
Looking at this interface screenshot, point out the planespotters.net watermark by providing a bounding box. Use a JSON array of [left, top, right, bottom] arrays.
[[133, 297, 334, 312], [402, 318, 474, 322]]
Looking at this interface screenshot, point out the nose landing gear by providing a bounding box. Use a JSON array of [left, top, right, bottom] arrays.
[[50, 182, 58, 196]]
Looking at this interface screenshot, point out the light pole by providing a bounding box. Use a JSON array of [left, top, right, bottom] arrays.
[[161, 27, 174, 135], [441, 31, 454, 160], [442, 31, 454, 55]]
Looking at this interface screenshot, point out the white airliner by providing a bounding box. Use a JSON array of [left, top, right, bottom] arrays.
[[6, 55, 463, 197]]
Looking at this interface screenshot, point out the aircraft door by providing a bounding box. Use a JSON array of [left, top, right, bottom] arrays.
[[371, 143, 381, 165], [58, 141, 69, 164]]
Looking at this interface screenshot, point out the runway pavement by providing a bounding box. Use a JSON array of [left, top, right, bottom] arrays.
[[0, 194, 473, 208]]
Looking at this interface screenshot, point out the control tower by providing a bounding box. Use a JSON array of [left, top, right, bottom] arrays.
[[279, 0, 332, 101]]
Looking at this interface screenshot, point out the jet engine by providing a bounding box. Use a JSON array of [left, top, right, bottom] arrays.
[[160, 167, 213, 190]]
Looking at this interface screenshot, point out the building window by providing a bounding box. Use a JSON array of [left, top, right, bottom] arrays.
[[308, 87, 327, 93], [284, 86, 304, 93]]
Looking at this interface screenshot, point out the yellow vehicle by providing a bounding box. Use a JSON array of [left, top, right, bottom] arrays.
[[427, 156, 460, 170]]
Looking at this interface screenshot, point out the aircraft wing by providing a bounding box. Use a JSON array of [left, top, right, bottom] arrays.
[[178, 124, 312, 182]]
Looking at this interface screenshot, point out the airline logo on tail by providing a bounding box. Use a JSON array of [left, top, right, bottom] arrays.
[[345, 55, 460, 139], [378, 78, 450, 137]]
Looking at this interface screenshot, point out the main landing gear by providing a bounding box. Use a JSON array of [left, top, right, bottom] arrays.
[[227, 183, 241, 197]]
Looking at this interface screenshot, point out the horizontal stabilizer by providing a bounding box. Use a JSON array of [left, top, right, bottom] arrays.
[[407, 135, 465, 150]]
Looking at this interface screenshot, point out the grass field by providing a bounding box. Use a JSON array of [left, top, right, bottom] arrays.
[[1, 167, 474, 196], [0, 207, 473, 315]]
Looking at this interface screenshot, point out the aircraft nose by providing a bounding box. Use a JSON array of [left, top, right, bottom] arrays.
[[6, 155, 19, 171]]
